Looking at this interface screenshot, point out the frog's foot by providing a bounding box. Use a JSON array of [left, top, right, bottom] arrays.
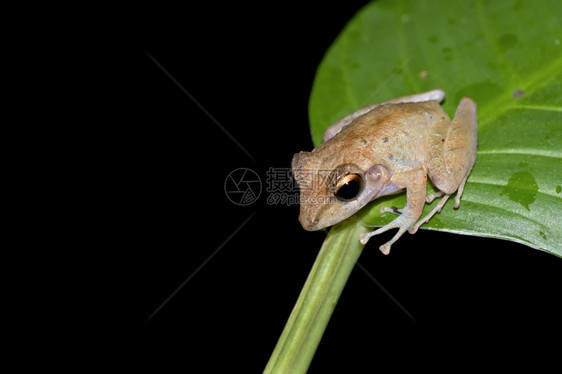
[[361, 170, 428, 254], [379, 205, 402, 215], [361, 205, 402, 229], [408, 194, 451, 234], [359, 215, 413, 255]]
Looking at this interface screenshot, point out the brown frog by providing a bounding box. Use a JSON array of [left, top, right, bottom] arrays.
[[292, 89, 477, 254]]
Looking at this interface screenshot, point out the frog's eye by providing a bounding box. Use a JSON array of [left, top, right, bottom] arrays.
[[335, 173, 364, 201]]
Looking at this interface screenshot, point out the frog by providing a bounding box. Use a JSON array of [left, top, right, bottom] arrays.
[[292, 89, 477, 254]]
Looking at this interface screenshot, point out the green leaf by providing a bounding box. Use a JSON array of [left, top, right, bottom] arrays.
[[309, 0, 562, 257]]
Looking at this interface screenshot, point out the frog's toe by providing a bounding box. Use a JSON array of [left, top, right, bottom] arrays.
[[379, 243, 392, 255], [454, 196, 461, 209], [377, 227, 408, 254], [380, 205, 402, 215], [359, 233, 370, 245], [360, 223, 409, 254], [426, 191, 444, 203]]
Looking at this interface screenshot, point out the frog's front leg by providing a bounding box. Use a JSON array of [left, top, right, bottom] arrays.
[[359, 170, 427, 254]]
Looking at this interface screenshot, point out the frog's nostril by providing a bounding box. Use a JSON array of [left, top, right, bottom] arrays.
[[299, 213, 320, 231], [307, 217, 319, 229]]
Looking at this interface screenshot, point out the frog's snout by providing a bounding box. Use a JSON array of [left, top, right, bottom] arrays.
[[299, 211, 320, 231]]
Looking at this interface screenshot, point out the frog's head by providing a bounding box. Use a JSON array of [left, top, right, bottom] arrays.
[[292, 149, 391, 231]]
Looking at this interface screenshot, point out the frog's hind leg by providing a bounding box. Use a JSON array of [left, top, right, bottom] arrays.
[[427, 97, 477, 211]]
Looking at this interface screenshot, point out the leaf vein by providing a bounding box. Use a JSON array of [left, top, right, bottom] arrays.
[[467, 180, 561, 199], [515, 104, 562, 113], [477, 149, 562, 159]]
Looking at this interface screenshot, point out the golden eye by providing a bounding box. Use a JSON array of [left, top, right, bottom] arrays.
[[335, 173, 364, 201]]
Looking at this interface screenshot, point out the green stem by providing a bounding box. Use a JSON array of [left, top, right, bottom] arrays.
[[264, 219, 369, 373]]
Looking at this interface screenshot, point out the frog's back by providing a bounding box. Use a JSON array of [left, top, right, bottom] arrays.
[[342, 100, 448, 141], [335, 101, 450, 172]]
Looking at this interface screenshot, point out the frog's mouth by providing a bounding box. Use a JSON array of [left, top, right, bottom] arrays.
[[299, 214, 321, 231], [297, 195, 361, 231], [297, 196, 338, 231], [299, 212, 336, 232], [297, 197, 327, 231]]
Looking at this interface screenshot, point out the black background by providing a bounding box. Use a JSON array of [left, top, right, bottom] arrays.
[[126, 2, 561, 370]]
